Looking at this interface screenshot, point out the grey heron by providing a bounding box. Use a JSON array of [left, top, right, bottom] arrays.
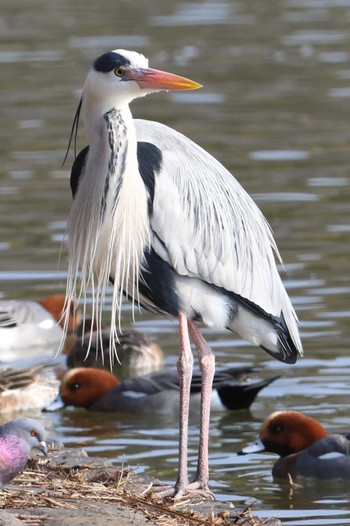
[[64, 49, 303, 499]]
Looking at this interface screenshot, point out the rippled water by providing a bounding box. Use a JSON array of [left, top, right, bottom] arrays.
[[1, 0, 350, 524]]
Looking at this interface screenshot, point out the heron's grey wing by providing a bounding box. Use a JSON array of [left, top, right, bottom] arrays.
[[135, 119, 294, 322]]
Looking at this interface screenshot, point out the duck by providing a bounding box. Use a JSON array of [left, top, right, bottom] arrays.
[[0, 417, 47, 488], [66, 329, 164, 377], [0, 365, 59, 413], [44, 366, 279, 414], [0, 295, 80, 360], [238, 410, 350, 480]]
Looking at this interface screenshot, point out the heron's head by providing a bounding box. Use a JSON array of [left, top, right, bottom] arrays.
[[82, 49, 201, 120]]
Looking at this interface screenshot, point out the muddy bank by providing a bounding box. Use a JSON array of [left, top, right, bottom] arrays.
[[0, 444, 282, 526]]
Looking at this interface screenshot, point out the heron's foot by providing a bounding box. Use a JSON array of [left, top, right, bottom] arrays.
[[151, 480, 215, 501], [151, 484, 177, 499]]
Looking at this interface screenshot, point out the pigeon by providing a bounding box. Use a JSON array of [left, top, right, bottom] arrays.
[[0, 417, 47, 488]]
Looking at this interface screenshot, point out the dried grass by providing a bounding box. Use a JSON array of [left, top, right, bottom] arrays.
[[0, 454, 277, 526]]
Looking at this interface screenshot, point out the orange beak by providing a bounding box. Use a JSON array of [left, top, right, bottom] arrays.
[[126, 67, 202, 91]]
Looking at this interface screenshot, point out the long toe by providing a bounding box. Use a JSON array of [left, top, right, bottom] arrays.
[[151, 480, 215, 501], [150, 484, 178, 499], [179, 480, 215, 501]]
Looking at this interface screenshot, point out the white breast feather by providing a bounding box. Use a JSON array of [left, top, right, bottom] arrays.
[[64, 116, 150, 358]]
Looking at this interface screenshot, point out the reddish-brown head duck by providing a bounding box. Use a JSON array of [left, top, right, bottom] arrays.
[[0, 294, 80, 359], [39, 294, 80, 333], [45, 366, 279, 415], [239, 411, 350, 480]]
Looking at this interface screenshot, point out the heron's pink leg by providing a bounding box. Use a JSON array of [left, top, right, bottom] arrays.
[[152, 310, 193, 498], [187, 320, 215, 492], [175, 310, 194, 494], [151, 316, 214, 500]]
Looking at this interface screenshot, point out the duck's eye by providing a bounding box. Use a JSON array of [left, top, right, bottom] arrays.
[[70, 382, 80, 392], [31, 430, 38, 437], [271, 424, 284, 434], [114, 67, 125, 77]]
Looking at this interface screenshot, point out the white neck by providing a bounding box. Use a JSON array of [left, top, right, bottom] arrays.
[[81, 67, 146, 144]]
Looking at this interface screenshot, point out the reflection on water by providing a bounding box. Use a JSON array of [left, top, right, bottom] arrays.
[[150, 3, 239, 27], [249, 150, 310, 161], [1, 0, 350, 523]]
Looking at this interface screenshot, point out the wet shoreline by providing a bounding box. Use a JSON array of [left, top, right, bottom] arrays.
[[0, 444, 281, 526]]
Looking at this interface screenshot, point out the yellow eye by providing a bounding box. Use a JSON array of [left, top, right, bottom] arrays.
[[114, 67, 125, 77]]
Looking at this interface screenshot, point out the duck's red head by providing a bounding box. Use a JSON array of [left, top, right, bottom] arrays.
[[260, 411, 328, 457], [39, 294, 80, 333], [59, 368, 119, 408]]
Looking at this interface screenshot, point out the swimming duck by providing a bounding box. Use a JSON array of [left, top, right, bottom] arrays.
[[0, 365, 59, 413], [66, 329, 164, 377], [239, 410, 350, 480], [45, 366, 279, 414], [0, 295, 80, 360]]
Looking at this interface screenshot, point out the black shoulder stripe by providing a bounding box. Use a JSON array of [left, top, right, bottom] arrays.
[[137, 141, 163, 215], [70, 141, 162, 208], [70, 146, 89, 198]]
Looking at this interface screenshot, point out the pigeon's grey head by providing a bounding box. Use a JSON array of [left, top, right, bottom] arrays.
[[1, 418, 48, 455]]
